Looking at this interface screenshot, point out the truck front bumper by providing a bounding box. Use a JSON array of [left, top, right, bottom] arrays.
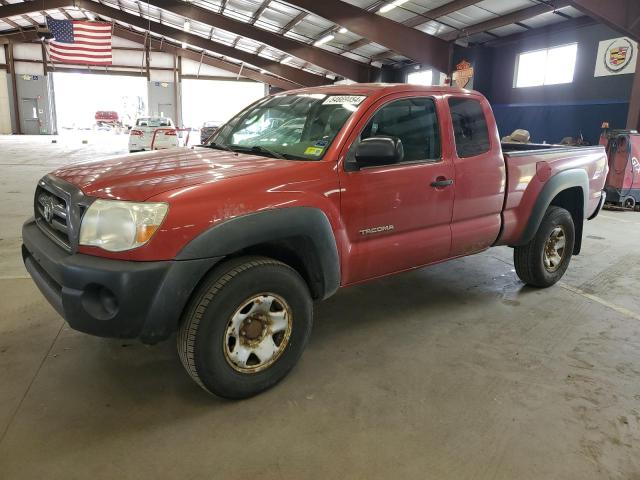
[[22, 219, 220, 343]]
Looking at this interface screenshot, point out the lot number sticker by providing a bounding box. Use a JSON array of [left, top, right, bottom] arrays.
[[322, 95, 366, 106]]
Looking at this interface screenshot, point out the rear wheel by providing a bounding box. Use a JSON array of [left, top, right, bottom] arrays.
[[514, 206, 575, 288], [177, 256, 313, 399], [622, 196, 636, 210]]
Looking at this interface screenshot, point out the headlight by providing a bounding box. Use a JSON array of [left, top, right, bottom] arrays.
[[79, 199, 168, 252]]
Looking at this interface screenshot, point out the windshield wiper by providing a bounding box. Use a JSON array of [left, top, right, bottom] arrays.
[[232, 145, 287, 160], [204, 141, 235, 153]]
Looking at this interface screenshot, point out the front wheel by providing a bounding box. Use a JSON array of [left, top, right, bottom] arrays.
[[177, 256, 313, 399], [514, 206, 575, 288]]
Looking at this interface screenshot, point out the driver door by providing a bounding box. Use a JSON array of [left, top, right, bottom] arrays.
[[338, 94, 455, 285]]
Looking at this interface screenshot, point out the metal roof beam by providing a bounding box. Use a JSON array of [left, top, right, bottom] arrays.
[[566, 0, 640, 42], [73, 0, 327, 86], [283, 0, 451, 71], [141, 0, 373, 81], [441, 0, 572, 41], [0, 24, 300, 89], [112, 25, 299, 89], [403, 0, 481, 28], [0, 0, 69, 18]]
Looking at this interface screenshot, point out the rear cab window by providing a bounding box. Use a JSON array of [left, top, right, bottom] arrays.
[[448, 97, 491, 158]]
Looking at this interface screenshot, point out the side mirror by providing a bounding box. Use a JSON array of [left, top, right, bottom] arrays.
[[354, 137, 404, 168]]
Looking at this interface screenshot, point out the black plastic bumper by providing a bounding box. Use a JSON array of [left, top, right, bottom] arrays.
[[588, 190, 607, 220], [22, 219, 221, 343]]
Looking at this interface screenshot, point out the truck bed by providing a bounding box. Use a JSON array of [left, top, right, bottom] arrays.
[[501, 142, 588, 153], [497, 145, 608, 246]]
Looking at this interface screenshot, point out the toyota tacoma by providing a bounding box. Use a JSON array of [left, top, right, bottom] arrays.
[[22, 84, 608, 399]]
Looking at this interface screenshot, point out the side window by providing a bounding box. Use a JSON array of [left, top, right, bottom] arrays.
[[448, 98, 490, 158], [350, 97, 441, 166]]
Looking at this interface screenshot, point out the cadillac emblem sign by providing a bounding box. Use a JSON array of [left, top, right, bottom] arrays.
[[452, 60, 474, 89], [605, 38, 634, 73], [595, 37, 637, 76]]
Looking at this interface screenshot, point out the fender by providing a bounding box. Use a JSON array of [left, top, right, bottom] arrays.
[[176, 207, 341, 300], [516, 169, 589, 246]]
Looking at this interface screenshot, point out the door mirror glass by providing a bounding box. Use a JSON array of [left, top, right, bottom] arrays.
[[354, 137, 404, 168]]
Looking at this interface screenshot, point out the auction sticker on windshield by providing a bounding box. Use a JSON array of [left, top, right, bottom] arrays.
[[304, 146, 324, 156], [322, 95, 366, 106]]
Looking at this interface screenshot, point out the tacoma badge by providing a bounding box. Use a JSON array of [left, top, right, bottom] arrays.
[[359, 225, 395, 236]]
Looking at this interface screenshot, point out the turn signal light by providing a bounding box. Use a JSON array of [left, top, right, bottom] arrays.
[[164, 130, 177, 136], [135, 224, 160, 244]]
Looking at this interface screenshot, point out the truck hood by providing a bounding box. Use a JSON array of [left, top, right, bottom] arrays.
[[53, 147, 297, 201]]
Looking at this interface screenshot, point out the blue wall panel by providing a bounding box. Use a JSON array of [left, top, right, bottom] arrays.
[[492, 101, 630, 145]]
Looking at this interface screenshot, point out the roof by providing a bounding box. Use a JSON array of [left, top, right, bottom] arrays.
[[0, 0, 587, 84], [282, 82, 476, 95]]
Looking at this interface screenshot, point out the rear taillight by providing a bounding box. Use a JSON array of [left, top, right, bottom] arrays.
[[130, 129, 143, 136], [164, 129, 177, 136]]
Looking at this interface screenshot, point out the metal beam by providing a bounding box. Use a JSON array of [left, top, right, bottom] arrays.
[[628, 58, 640, 130], [403, 0, 481, 28], [112, 26, 300, 90], [7, 43, 20, 134], [283, 0, 450, 71], [566, 0, 640, 42], [483, 15, 596, 47], [345, 0, 479, 57], [141, 0, 372, 81], [442, 0, 571, 41], [281, 11, 306, 34], [0, 25, 300, 90], [0, 0, 69, 18], [74, 0, 327, 86], [250, 0, 270, 24]]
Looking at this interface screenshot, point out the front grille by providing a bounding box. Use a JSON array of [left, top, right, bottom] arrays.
[[35, 186, 70, 250], [34, 175, 91, 253]]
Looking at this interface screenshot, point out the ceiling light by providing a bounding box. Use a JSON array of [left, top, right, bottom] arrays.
[[338, 27, 348, 34], [379, 0, 410, 14], [314, 34, 335, 46], [183, 20, 191, 32], [182, 42, 187, 49], [85, 12, 95, 20], [280, 56, 293, 64]]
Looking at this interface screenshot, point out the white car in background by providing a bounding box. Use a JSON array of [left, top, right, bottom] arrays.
[[128, 117, 181, 153]]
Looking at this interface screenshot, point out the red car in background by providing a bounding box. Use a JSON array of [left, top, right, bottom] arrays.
[[94, 110, 120, 127]]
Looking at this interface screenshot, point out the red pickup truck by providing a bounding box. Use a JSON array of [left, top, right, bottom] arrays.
[[22, 84, 608, 398]]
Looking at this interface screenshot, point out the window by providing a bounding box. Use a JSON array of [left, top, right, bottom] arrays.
[[407, 69, 433, 86], [515, 43, 578, 88], [350, 97, 441, 166], [449, 98, 490, 158]]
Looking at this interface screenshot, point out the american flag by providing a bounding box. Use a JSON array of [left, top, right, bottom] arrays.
[[46, 16, 112, 66]]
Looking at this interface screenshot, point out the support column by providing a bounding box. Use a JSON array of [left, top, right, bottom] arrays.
[[175, 55, 182, 128], [627, 59, 640, 131], [7, 43, 20, 134]]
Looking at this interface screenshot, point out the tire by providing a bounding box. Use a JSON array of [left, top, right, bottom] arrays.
[[622, 196, 636, 210], [514, 206, 575, 288], [177, 256, 313, 399]]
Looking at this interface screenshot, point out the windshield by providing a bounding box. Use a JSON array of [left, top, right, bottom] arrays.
[[211, 93, 367, 160]]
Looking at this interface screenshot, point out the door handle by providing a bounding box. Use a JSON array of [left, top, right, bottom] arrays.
[[430, 178, 454, 188]]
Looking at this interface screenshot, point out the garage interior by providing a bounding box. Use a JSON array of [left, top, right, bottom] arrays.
[[1, 0, 640, 478]]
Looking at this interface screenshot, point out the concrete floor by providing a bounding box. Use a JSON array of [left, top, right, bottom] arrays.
[[1, 135, 639, 479]]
